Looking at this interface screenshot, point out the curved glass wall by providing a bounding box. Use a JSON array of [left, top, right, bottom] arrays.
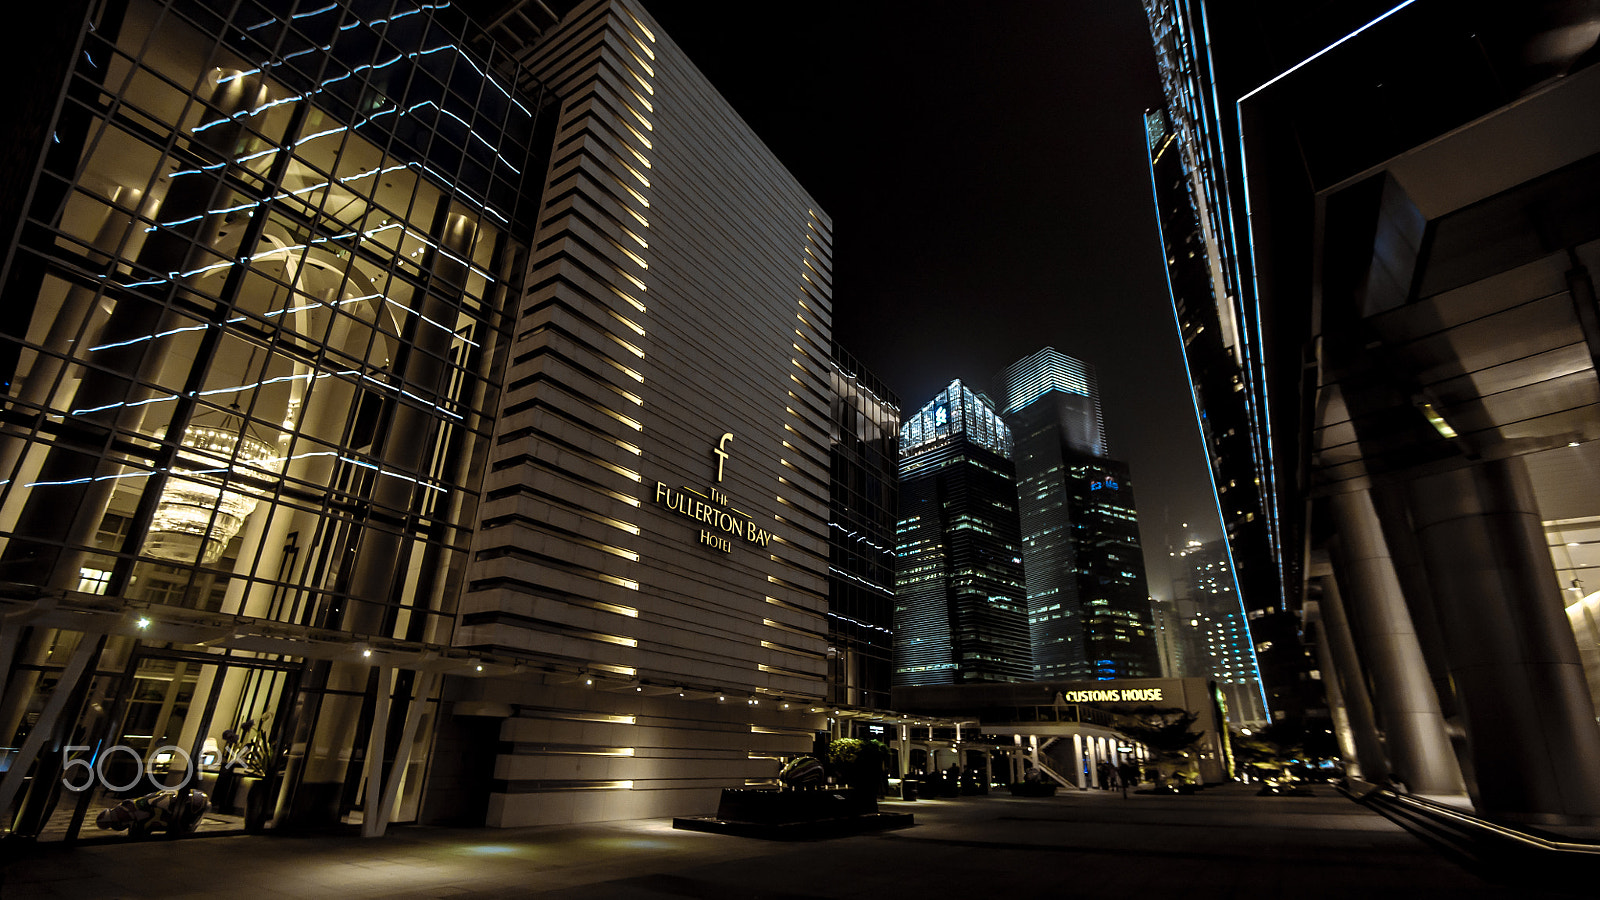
[[0, 0, 543, 839]]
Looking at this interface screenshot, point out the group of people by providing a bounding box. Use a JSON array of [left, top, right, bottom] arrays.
[[1096, 761, 1142, 792]]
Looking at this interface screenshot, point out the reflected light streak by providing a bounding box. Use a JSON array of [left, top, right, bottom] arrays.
[[71, 365, 466, 425], [26, 446, 450, 496]]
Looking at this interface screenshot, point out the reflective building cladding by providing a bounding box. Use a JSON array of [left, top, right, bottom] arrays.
[[894, 381, 1031, 686], [996, 348, 1158, 681], [827, 344, 900, 711], [0, 0, 843, 840], [1146, 0, 1600, 825], [1141, 0, 1305, 726]]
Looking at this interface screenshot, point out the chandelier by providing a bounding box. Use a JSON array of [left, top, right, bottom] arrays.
[[146, 416, 278, 565]]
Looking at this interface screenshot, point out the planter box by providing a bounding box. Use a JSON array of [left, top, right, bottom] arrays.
[[674, 788, 912, 840], [714, 788, 876, 824]]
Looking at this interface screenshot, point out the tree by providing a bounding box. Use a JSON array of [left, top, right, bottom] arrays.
[[1115, 707, 1204, 785], [827, 738, 888, 795], [1235, 720, 1340, 782], [1231, 728, 1296, 782]]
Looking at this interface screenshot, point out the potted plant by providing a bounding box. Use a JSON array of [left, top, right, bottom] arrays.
[[217, 715, 281, 830]]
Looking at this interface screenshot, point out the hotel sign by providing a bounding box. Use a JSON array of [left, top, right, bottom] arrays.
[[653, 432, 773, 553]]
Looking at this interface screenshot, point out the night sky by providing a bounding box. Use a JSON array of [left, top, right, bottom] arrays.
[[643, 1, 1216, 594]]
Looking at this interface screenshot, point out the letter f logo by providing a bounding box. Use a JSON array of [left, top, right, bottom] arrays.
[[714, 433, 734, 482]]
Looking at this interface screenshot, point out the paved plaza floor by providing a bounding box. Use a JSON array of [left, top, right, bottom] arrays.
[[2, 783, 1587, 899]]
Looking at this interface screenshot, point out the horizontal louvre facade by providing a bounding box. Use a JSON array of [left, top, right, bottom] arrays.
[[455, 0, 832, 826]]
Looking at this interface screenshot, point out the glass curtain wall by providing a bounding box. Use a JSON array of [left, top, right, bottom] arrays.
[[827, 347, 901, 711], [0, 0, 541, 840]]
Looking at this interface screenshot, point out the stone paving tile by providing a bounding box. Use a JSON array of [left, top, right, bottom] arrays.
[[3, 785, 1589, 899]]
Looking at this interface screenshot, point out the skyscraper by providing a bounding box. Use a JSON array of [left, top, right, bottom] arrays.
[[894, 381, 1031, 685], [1141, 0, 1323, 727], [827, 343, 901, 710], [1173, 537, 1266, 728], [996, 348, 1158, 681]]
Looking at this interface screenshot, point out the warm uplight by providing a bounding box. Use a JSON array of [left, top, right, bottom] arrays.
[[1420, 402, 1458, 439]]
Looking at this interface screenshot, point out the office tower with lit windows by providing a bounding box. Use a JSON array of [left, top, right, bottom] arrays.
[[894, 380, 1031, 686], [996, 348, 1158, 681], [827, 343, 900, 710], [0, 0, 839, 840], [1173, 537, 1266, 727]]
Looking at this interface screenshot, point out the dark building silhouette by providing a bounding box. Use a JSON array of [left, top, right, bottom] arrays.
[[894, 381, 1031, 685]]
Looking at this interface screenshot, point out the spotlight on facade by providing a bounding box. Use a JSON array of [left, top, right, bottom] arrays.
[[1419, 402, 1458, 439], [136, 617, 151, 630]]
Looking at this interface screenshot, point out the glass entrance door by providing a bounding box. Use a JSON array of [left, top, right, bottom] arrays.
[[40, 651, 299, 843]]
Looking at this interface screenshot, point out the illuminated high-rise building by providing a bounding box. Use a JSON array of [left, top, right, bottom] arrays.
[[996, 348, 1158, 681], [1173, 537, 1266, 727], [1141, 1, 1295, 725], [894, 381, 1031, 685]]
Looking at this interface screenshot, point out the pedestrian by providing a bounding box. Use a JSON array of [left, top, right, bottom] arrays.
[[1119, 761, 1137, 798]]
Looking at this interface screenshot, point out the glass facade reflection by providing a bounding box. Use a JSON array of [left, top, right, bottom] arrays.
[[0, 0, 545, 840], [828, 344, 900, 710]]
